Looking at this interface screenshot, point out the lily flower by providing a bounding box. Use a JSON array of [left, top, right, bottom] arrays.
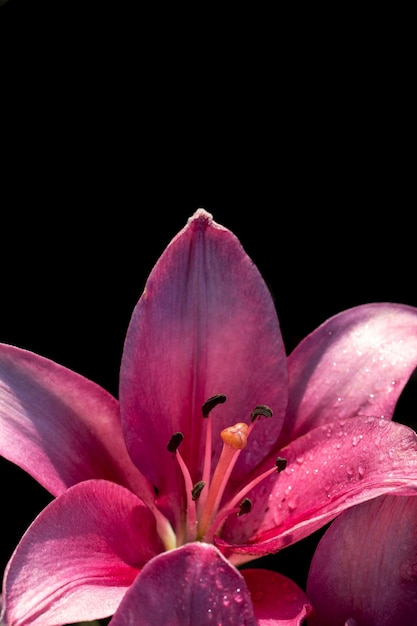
[[306, 494, 417, 625], [1, 209, 417, 625]]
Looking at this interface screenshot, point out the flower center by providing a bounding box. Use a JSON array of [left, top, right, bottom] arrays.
[[163, 395, 286, 549]]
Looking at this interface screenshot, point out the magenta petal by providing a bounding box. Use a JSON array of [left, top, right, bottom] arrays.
[[219, 417, 417, 558], [0, 344, 154, 501], [242, 568, 312, 625], [280, 303, 417, 447], [1, 480, 164, 625], [110, 542, 257, 626], [307, 495, 417, 626], [120, 209, 288, 498]]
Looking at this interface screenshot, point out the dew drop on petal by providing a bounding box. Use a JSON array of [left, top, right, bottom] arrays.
[[234, 588, 243, 604], [287, 496, 299, 512]]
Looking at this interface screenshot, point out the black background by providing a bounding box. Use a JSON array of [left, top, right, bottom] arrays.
[[1, 0, 416, 602]]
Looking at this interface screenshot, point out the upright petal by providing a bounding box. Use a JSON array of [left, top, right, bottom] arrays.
[[0, 344, 153, 501], [1, 480, 164, 626], [280, 303, 417, 447], [306, 495, 417, 626], [110, 542, 257, 626], [120, 210, 288, 500]]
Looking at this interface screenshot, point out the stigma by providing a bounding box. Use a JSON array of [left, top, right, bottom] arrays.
[[163, 395, 286, 548]]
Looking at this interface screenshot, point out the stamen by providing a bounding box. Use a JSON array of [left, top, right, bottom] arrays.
[[275, 457, 287, 472], [191, 480, 206, 501], [199, 394, 227, 516], [238, 498, 252, 516], [250, 404, 273, 422], [202, 394, 227, 417], [167, 432, 184, 453], [247, 404, 273, 439], [202, 498, 251, 542], [167, 432, 197, 543]]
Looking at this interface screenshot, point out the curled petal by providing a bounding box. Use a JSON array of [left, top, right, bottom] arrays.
[[0, 344, 154, 501], [307, 495, 417, 626], [110, 542, 257, 626], [1, 480, 164, 626], [280, 303, 417, 447], [120, 209, 287, 503], [219, 417, 417, 560], [242, 568, 312, 625]]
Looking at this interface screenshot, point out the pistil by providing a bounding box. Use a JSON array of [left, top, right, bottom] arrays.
[[197, 422, 249, 540]]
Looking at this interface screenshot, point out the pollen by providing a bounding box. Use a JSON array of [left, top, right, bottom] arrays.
[[220, 422, 249, 450]]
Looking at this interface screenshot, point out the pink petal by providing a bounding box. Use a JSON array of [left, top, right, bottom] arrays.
[[1, 480, 164, 625], [279, 303, 417, 447], [307, 494, 417, 626], [0, 344, 154, 501], [242, 568, 312, 625], [218, 416, 417, 559], [110, 542, 257, 626], [120, 210, 288, 502]]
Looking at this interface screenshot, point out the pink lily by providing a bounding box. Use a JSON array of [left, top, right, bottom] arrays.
[[306, 494, 417, 625], [1, 209, 417, 625]]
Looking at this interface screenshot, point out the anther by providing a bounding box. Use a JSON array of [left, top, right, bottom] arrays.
[[250, 404, 273, 422], [191, 481, 206, 501], [167, 432, 184, 453], [238, 498, 252, 516], [202, 394, 227, 417], [275, 457, 287, 472]]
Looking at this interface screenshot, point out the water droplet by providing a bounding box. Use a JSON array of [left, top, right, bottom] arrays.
[[296, 455, 304, 464], [222, 594, 230, 607], [287, 496, 299, 512], [358, 466, 365, 479], [234, 589, 243, 603]]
